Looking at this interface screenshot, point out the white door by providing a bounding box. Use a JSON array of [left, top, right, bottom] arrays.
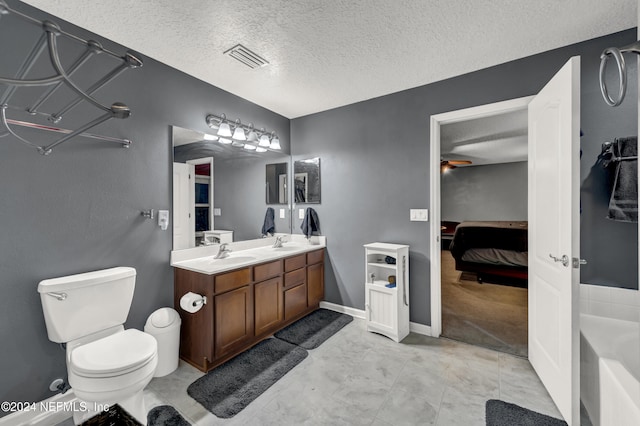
[[173, 162, 195, 250], [528, 56, 580, 425]]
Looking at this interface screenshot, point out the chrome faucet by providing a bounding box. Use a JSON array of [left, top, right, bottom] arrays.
[[213, 243, 232, 259], [272, 235, 286, 248]]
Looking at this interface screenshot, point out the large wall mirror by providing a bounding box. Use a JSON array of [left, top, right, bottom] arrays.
[[294, 157, 321, 203], [172, 126, 291, 250]]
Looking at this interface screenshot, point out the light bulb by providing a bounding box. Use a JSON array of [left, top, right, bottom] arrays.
[[256, 147, 267, 153], [203, 134, 217, 141], [259, 134, 270, 147], [232, 126, 246, 141], [269, 136, 281, 150], [244, 144, 257, 150], [219, 137, 232, 144], [217, 122, 232, 137]]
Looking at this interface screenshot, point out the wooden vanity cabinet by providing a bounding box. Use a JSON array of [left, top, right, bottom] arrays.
[[174, 248, 325, 372]]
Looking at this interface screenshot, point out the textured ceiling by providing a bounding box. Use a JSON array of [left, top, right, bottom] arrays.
[[441, 109, 528, 167], [21, 0, 637, 118]]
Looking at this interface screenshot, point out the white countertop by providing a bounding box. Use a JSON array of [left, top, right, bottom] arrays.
[[171, 234, 326, 275]]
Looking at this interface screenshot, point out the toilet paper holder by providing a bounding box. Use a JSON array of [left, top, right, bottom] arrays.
[[191, 296, 207, 307]]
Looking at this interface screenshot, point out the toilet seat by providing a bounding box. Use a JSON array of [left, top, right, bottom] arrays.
[[70, 329, 157, 378]]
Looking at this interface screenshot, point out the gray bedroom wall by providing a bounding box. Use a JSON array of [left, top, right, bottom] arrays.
[[441, 162, 528, 222], [0, 1, 289, 408], [291, 29, 639, 326]]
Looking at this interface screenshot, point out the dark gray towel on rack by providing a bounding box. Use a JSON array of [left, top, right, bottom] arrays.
[[607, 136, 637, 223], [261, 207, 275, 236], [301, 207, 320, 238]]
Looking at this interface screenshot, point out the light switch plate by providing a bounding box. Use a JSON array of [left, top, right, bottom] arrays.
[[213, 208, 221, 216], [279, 208, 286, 219], [299, 209, 305, 219], [410, 209, 429, 222]]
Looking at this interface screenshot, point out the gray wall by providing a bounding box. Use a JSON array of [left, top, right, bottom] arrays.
[[441, 162, 528, 222], [291, 29, 639, 327], [0, 1, 289, 408]]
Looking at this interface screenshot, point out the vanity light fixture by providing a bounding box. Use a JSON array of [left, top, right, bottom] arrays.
[[205, 113, 281, 152], [203, 133, 217, 141]]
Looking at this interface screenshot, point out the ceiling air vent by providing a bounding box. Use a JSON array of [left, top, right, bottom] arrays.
[[224, 44, 269, 69]]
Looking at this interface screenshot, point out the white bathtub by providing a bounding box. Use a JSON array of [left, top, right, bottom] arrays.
[[580, 314, 640, 426]]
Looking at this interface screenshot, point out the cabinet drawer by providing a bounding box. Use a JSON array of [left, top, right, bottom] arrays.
[[284, 268, 305, 288], [307, 249, 324, 265], [254, 260, 282, 282], [214, 268, 252, 294], [284, 283, 307, 321], [284, 254, 306, 272]]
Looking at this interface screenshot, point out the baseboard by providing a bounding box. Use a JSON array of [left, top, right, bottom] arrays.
[[319, 301, 434, 336], [0, 389, 76, 426], [319, 301, 365, 319]]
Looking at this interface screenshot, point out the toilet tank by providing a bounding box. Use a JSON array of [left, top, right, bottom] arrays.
[[38, 267, 136, 343]]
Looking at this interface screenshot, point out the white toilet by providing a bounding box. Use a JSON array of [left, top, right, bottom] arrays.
[[38, 267, 158, 425]]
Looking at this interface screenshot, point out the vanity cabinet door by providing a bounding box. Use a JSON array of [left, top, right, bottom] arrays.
[[307, 262, 324, 308], [254, 277, 283, 336], [214, 286, 253, 359], [284, 283, 307, 321]]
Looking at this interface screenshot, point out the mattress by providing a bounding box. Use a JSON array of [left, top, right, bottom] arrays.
[[461, 248, 528, 268]]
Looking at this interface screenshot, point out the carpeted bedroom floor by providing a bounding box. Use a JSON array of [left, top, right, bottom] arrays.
[[441, 250, 528, 358]]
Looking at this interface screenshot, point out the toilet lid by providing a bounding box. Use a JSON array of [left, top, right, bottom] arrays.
[[70, 329, 157, 377]]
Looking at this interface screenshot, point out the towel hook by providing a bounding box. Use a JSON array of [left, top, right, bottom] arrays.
[[599, 41, 640, 107]]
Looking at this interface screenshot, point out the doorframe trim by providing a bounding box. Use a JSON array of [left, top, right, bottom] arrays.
[[429, 95, 534, 337]]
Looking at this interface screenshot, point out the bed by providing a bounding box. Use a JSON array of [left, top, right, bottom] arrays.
[[449, 221, 528, 283]]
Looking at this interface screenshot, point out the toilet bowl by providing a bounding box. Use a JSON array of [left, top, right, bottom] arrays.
[[38, 267, 158, 425]]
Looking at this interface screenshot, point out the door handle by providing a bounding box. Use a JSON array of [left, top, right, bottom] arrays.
[[572, 258, 587, 268], [549, 254, 569, 267]]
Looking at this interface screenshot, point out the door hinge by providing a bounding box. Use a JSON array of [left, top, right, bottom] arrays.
[[572, 258, 587, 268]]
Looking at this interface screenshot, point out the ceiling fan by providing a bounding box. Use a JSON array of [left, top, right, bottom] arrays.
[[441, 159, 472, 172]]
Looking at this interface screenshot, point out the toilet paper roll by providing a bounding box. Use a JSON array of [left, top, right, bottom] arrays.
[[180, 291, 205, 314]]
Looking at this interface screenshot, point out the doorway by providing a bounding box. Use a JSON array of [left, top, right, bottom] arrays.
[[429, 96, 533, 342]]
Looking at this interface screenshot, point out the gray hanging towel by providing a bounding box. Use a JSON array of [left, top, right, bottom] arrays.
[[607, 136, 638, 223], [261, 207, 275, 236], [301, 207, 320, 238]]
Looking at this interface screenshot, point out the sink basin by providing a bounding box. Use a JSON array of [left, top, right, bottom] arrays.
[[209, 256, 257, 265]]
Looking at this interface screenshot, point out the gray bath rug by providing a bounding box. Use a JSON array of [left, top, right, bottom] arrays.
[[187, 338, 307, 418], [148, 405, 190, 426], [274, 308, 353, 349], [486, 400, 567, 426]]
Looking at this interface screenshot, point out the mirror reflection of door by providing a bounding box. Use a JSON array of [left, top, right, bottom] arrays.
[[265, 162, 289, 204], [186, 157, 214, 247]]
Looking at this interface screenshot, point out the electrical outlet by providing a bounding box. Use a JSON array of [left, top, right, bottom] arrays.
[[410, 209, 429, 222], [213, 208, 221, 216], [279, 208, 286, 219], [299, 209, 305, 219]]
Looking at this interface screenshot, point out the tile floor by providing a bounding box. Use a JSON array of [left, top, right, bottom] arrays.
[[58, 317, 564, 425]]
